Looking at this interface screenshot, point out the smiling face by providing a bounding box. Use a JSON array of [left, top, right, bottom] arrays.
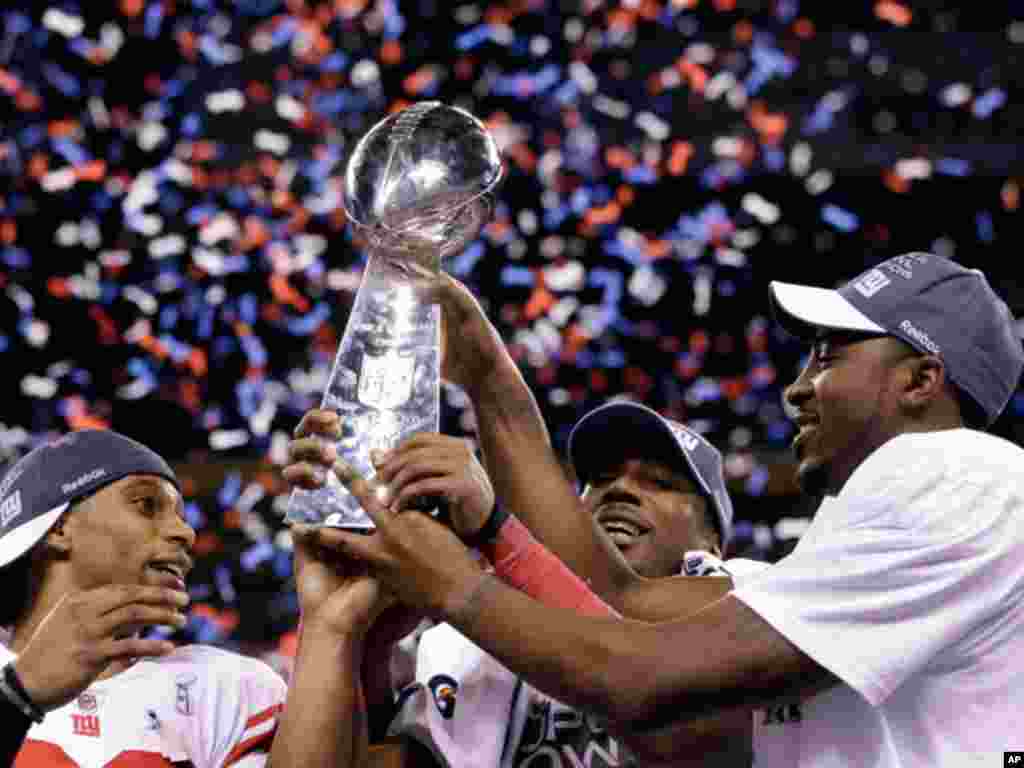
[[580, 445, 719, 579], [784, 333, 920, 496], [57, 475, 195, 593]]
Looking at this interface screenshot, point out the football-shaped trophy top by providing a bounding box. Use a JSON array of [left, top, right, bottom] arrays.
[[342, 102, 504, 257]]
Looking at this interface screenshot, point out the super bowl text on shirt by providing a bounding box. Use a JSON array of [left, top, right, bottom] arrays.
[[511, 691, 636, 768]]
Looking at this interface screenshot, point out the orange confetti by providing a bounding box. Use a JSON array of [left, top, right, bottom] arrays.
[[68, 414, 110, 430], [733, 20, 753, 44], [524, 279, 556, 320], [269, 274, 311, 312], [380, 40, 402, 66], [0, 68, 20, 94], [193, 532, 221, 557], [667, 141, 694, 175], [179, 379, 202, 413], [676, 58, 708, 93], [1001, 180, 1019, 211], [15, 90, 41, 111], [793, 18, 815, 38], [187, 348, 208, 377], [74, 160, 107, 182], [882, 169, 910, 194], [139, 335, 171, 360], [48, 277, 71, 299], [246, 80, 272, 103], [403, 67, 437, 96], [874, 1, 912, 27], [583, 201, 623, 228], [645, 237, 672, 260], [562, 324, 589, 362], [605, 146, 637, 170], [48, 119, 79, 138]]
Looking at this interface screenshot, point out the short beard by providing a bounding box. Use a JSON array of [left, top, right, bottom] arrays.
[[795, 459, 832, 498]]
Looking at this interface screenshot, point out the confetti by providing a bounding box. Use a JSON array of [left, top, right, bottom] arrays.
[[0, 1, 1021, 654]]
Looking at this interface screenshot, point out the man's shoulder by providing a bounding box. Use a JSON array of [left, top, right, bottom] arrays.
[[851, 428, 1024, 494]]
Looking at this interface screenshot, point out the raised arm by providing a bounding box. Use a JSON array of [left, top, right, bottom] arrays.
[[437, 276, 732, 621], [269, 528, 376, 768]]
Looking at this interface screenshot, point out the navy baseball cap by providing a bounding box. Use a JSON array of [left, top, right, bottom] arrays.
[[769, 253, 1024, 427], [568, 401, 734, 545], [0, 430, 179, 569]]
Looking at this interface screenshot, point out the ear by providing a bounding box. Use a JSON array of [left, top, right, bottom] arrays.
[[43, 512, 73, 557], [901, 355, 946, 413]]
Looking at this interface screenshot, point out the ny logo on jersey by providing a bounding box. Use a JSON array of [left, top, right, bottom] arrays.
[[71, 713, 101, 738]]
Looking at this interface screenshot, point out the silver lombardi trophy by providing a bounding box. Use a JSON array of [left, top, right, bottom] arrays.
[[286, 101, 503, 529]]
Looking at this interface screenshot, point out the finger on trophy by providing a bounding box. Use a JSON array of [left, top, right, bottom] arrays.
[[293, 408, 342, 439], [288, 436, 337, 465], [332, 459, 393, 515], [282, 461, 329, 490], [401, 493, 451, 526]]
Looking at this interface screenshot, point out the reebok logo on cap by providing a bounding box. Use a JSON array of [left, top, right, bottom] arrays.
[[62, 468, 108, 495]]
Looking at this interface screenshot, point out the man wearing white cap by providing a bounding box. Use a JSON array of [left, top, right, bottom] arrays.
[[319, 255, 1024, 767]]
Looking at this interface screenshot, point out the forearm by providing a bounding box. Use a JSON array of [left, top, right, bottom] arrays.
[[271, 624, 367, 768], [469, 359, 635, 604], [446, 574, 673, 725], [484, 513, 734, 623], [445, 574, 785, 729]]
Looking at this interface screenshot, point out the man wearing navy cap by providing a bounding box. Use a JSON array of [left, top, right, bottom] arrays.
[[314, 254, 1024, 767], [283, 398, 759, 767], [0, 429, 291, 766]]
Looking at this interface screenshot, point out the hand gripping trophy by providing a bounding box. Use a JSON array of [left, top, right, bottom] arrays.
[[287, 102, 503, 529]]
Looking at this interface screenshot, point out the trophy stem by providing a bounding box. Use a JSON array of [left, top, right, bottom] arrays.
[[286, 248, 442, 529]]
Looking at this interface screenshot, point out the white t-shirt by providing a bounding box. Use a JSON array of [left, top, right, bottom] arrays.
[[390, 552, 763, 767], [2, 643, 287, 767], [733, 429, 1024, 767]]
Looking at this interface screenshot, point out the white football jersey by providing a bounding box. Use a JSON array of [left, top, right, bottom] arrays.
[[2, 643, 287, 768]]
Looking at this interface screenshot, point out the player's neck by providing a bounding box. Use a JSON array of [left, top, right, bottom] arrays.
[[8, 588, 63, 654]]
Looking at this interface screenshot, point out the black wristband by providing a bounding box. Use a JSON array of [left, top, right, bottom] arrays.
[[463, 500, 511, 549], [1, 662, 45, 724]]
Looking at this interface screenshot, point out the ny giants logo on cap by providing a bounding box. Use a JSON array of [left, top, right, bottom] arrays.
[[852, 253, 931, 298], [0, 463, 25, 501], [0, 490, 22, 527], [852, 269, 891, 298], [668, 423, 700, 451], [883, 252, 929, 279]]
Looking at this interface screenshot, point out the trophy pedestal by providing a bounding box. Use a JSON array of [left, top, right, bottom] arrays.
[[286, 250, 440, 529]]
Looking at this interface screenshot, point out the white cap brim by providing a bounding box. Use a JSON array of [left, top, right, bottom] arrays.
[[769, 281, 885, 339], [0, 503, 68, 569]]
